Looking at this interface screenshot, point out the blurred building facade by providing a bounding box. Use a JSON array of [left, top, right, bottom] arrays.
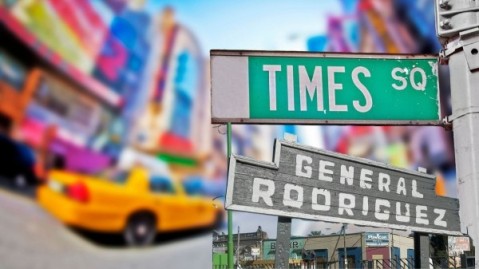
[[304, 0, 456, 200], [0, 1, 218, 188], [0, 0, 458, 215]]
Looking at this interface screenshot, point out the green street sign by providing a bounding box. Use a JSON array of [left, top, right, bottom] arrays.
[[211, 50, 441, 125]]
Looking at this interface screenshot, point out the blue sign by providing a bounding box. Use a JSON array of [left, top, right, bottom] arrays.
[[365, 233, 389, 246]]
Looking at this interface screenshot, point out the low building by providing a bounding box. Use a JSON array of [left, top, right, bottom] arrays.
[[263, 237, 306, 261], [302, 232, 414, 269], [213, 230, 414, 269], [213, 226, 268, 261]]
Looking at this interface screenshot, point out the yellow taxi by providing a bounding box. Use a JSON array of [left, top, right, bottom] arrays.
[[37, 167, 224, 246]]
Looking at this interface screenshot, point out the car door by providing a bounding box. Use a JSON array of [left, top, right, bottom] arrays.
[[150, 176, 192, 231]]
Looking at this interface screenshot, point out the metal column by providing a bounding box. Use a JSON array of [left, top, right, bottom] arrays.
[[227, 123, 234, 269], [274, 217, 292, 269], [435, 0, 479, 264], [414, 233, 430, 269], [447, 30, 479, 263]]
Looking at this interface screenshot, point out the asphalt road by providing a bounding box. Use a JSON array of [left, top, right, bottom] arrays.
[[0, 187, 213, 269]]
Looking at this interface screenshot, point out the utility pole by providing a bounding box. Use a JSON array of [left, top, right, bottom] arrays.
[[435, 1, 479, 266]]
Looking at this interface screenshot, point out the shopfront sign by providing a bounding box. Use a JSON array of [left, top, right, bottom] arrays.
[[211, 50, 440, 125], [448, 236, 470, 255], [365, 232, 389, 246], [225, 140, 461, 235]]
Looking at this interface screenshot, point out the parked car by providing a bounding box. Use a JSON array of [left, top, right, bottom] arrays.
[[0, 133, 39, 187], [37, 167, 224, 246]]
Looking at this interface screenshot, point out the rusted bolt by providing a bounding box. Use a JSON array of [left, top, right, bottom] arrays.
[[439, 0, 450, 9], [440, 19, 451, 29]]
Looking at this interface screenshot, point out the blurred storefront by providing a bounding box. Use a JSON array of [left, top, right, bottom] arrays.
[[131, 7, 211, 177], [0, 1, 130, 176], [0, 2, 218, 186], [0, 48, 35, 131]]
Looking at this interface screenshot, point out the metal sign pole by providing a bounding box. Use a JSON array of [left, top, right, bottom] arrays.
[[343, 224, 348, 268], [447, 31, 479, 263], [274, 134, 296, 269], [274, 217, 292, 269], [435, 1, 479, 265], [236, 226, 240, 268], [227, 123, 234, 269], [414, 232, 431, 269]]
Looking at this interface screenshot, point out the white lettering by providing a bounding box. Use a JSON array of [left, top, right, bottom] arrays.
[[295, 154, 312, 178], [339, 193, 355, 216], [287, 65, 295, 111], [283, 184, 303, 208], [252, 178, 275, 206], [395, 202, 410, 223], [299, 65, 323, 111], [378, 173, 391, 192], [312, 188, 331, 211], [263, 65, 281, 111], [352, 66, 372, 113], [410, 67, 427, 91], [416, 205, 429, 225], [362, 196, 369, 216], [318, 160, 334, 182], [328, 66, 348, 112], [392, 67, 407, 90], [412, 180, 424, 198], [375, 199, 391, 221], [340, 165, 354, 186], [433, 208, 447, 227], [396, 177, 407, 196], [360, 169, 373, 189]]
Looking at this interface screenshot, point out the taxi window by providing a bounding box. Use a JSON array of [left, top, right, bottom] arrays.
[[150, 176, 175, 194], [112, 171, 129, 184]]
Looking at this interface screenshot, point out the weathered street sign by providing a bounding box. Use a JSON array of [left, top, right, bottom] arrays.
[[226, 140, 461, 235], [211, 50, 441, 125]]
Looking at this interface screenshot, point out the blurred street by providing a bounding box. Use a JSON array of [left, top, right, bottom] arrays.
[[0, 187, 212, 269]]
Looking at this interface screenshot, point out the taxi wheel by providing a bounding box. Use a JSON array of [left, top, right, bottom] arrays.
[[124, 213, 157, 246]]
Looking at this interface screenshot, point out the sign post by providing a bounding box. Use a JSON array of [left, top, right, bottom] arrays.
[[227, 123, 234, 269], [435, 1, 479, 265], [414, 232, 431, 269], [274, 216, 292, 269]]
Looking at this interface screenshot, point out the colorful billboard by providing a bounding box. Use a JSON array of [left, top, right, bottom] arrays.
[[0, 0, 153, 108], [132, 8, 206, 161], [1, 2, 208, 162]]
